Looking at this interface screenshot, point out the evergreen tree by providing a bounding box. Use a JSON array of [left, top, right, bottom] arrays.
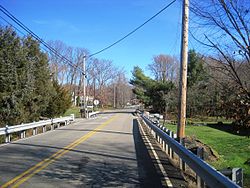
[[130, 66, 153, 107], [187, 50, 208, 87], [0, 27, 23, 126], [187, 50, 210, 117], [22, 36, 54, 120], [43, 80, 71, 118], [0, 27, 72, 127], [130, 66, 174, 113]]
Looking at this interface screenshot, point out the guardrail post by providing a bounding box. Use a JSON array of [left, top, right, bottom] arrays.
[[162, 140, 166, 151], [20, 130, 26, 139], [197, 147, 205, 188], [220, 168, 243, 187], [165, 141, 169, 156], [42, 125, 46, 133], [179, 138, 186, 171], [50, 119, 54, 130], [70, 114, 75, 121], [5, 125, 10, 143], [170, 131, 175, 159], [169, 131, 173, 159], [50, 119, 53, 130], [5, 134, 10, 143], [51, 124, 54, 130], [33, 127, 37, 136], [232, 168, 243, 187], [159, 125, 163, 145]]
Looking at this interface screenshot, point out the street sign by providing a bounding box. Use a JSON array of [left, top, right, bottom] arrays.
[[93, 99, 99, 106]]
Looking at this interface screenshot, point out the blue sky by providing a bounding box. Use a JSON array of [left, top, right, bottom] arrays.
[[0, 0, 189, 78]]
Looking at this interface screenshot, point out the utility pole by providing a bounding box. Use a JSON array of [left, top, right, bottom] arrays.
[[113, 84, 116, 108], [83, 54, 87, 118], [177, 0, 189, 139]]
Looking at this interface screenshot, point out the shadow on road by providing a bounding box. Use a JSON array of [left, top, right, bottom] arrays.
[[9, 142, 137, 162], [0, 115, 185, 187], [55, 129, 132, 135], [98, 110, 135, 115], [133, 119, 164, 188]]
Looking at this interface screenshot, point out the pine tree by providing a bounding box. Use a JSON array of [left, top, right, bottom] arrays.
[[0, 27, 23, 126], [0, 27, 72, 127], [43, 80, 71, 118]]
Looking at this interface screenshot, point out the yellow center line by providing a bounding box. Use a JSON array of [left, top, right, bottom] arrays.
[[1, 115, 118, 188]]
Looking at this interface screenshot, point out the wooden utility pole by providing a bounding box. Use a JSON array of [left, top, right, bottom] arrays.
[[177, 0, 189, 139]]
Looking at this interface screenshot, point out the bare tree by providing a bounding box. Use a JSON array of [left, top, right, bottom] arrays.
[[47, 41, 133, 108], [113, 69, 132, 108], [190, 0, 250, 128], [148, 54, 179, 82], [88, 59, 116, 107], [190, 0, 250, 92], [48, 40, 69, 85]]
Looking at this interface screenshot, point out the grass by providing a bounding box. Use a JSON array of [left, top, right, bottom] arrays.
[[164, 123, 250, 187], [64, 106, 102, 118], [64, 106, 81, 118]]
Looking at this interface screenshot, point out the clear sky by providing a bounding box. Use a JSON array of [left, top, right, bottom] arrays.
[[0, 0, 189, 78]]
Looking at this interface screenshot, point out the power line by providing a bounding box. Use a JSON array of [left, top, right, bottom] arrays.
[[89, 0, 177, 57], [0, 15, 27, 36], [1, 0, 177, 62], [0, 16, 53, 54], [0, 5, 85, 75]]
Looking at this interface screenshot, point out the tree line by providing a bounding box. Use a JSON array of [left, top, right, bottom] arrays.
[[47, 40, 133, 108]]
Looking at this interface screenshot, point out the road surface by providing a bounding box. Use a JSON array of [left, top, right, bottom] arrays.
[[0, 109, 186, 187]]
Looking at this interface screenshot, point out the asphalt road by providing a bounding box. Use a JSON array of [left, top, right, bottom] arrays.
[[0, 109, 186, 188]]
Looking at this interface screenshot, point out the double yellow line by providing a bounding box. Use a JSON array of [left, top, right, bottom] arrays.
[[1, 115, 118, 188]]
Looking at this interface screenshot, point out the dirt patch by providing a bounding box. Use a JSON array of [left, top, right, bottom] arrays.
[[184, 136, 219, 162]]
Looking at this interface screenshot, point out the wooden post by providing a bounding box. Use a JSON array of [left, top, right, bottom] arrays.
[[177, 0, 189, 139]]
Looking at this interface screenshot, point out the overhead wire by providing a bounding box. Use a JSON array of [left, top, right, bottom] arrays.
[[0, 5, 85, 75], [0, 15, 27, 37], [88, 0, 177, 57], [0, 16, 52, 54]]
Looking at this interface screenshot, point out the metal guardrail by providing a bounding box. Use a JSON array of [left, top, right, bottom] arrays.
[[88, 111, 99, 118], [141, 114, 240, 188], [0, 114, 74, 143]]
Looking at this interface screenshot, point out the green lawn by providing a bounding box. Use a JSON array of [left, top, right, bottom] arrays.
[[64, 106, 81, 118], [64, 106, 101, 118], [164, 124, 250, 187]]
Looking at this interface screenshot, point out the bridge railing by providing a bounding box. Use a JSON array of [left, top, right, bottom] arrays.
[[88, 111, 100, 118], [0, 114, 74, 143], [140, 114, 240, 188]]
